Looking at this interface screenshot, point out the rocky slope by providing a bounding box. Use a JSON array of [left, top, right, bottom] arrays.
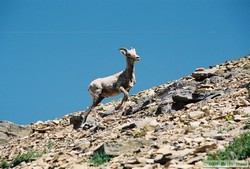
[[0, 121, 31, 145], [1, 54, 250, 169]]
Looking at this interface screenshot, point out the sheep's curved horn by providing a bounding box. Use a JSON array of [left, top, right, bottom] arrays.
[[119, 48, 127, 55]]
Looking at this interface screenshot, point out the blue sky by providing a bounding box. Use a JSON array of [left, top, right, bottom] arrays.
[[0, 0, 250, 125]]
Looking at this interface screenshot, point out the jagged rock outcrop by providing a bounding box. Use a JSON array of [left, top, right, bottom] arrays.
[[0, 54, 250, 168], [0, 121, 31, 145]]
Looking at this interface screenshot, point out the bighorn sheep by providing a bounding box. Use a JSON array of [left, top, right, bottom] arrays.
[[81, 47, 140, 125]]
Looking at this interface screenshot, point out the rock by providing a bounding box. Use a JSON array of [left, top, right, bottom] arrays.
[[72, 164, 89, 169], [195, 68, 206, 71], [73, 139, 91, 152], [172, 149, 194, 159], [172, 91, 194, 103], [169, 164, 194, 169], [189, 111, 205, 119], [156, 145, 172, 154], [242, 121, 250, 130], [234, 115, 248, 122], [155, 79, 211, 113], [69, 116, 83, 129], [155, 106, 164, 115], [209, 76, 225, 84], [156, 80, 196, 101], [187, 156, 203, 164], [99, 109, 115, 117], [149, 119, 160, 126], [193, 136, 204, 143], [0, 121, 31, 145], [200, 105, 210, 113], [190, 121, 201, 128], [192, 67, 219, 81], [184, 137, 193, 144], [203, 90, 224, 100], [195, 161, 204, 169], [134, 118, 153, 128], [194, 143, 217, 153], [213, 134, 230, 140], [126, 158, 140, 164], [154, 154, 172, 165], [146, 159, 154, 164], [121, 122, 137, 130], [241, 107, 250, 115], [223, 69, 242, 80], [95, 139, 153, 156], [101, 104, 114, 111]]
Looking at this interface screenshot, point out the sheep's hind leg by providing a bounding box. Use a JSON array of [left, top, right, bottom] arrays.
[[81, 95, 104, 125]]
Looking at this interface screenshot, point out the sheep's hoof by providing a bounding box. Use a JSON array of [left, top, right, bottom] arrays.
[[75, 123, 87, 131], [79, 122, 93, 130], [115, 105, 122, 110]]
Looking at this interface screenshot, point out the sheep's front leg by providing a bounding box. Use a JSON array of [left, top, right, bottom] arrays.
[[116, 86, 129, 110]]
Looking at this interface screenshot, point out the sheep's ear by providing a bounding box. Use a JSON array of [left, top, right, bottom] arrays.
[[119, 48, 127, 56]]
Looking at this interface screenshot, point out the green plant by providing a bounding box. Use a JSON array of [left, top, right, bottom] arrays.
[[90, 152, 111, 166], [11, 150, 44, 167], [207, 132, 250, 160], [242, 121, 250, 130], [225, 115, 234, 121], [47, 141, 55, 150], [133, 127, 147, 137], [0, 149, 46, 168], [0, 160, 10, 168]]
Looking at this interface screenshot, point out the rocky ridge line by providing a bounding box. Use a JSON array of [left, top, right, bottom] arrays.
[[1, 54, 250, 168]]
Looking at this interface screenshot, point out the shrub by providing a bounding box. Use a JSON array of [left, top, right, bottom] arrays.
[[90, 152, 111, 166], [11, 150, 39, 166], [0, 160, 9, 168], [207, 132, 250, 160]]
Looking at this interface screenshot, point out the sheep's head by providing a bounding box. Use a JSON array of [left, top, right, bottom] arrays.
[[120, 47, 140, 62]]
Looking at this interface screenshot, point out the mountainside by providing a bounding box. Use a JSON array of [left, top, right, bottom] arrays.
[[1, 54, 250, 169]]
